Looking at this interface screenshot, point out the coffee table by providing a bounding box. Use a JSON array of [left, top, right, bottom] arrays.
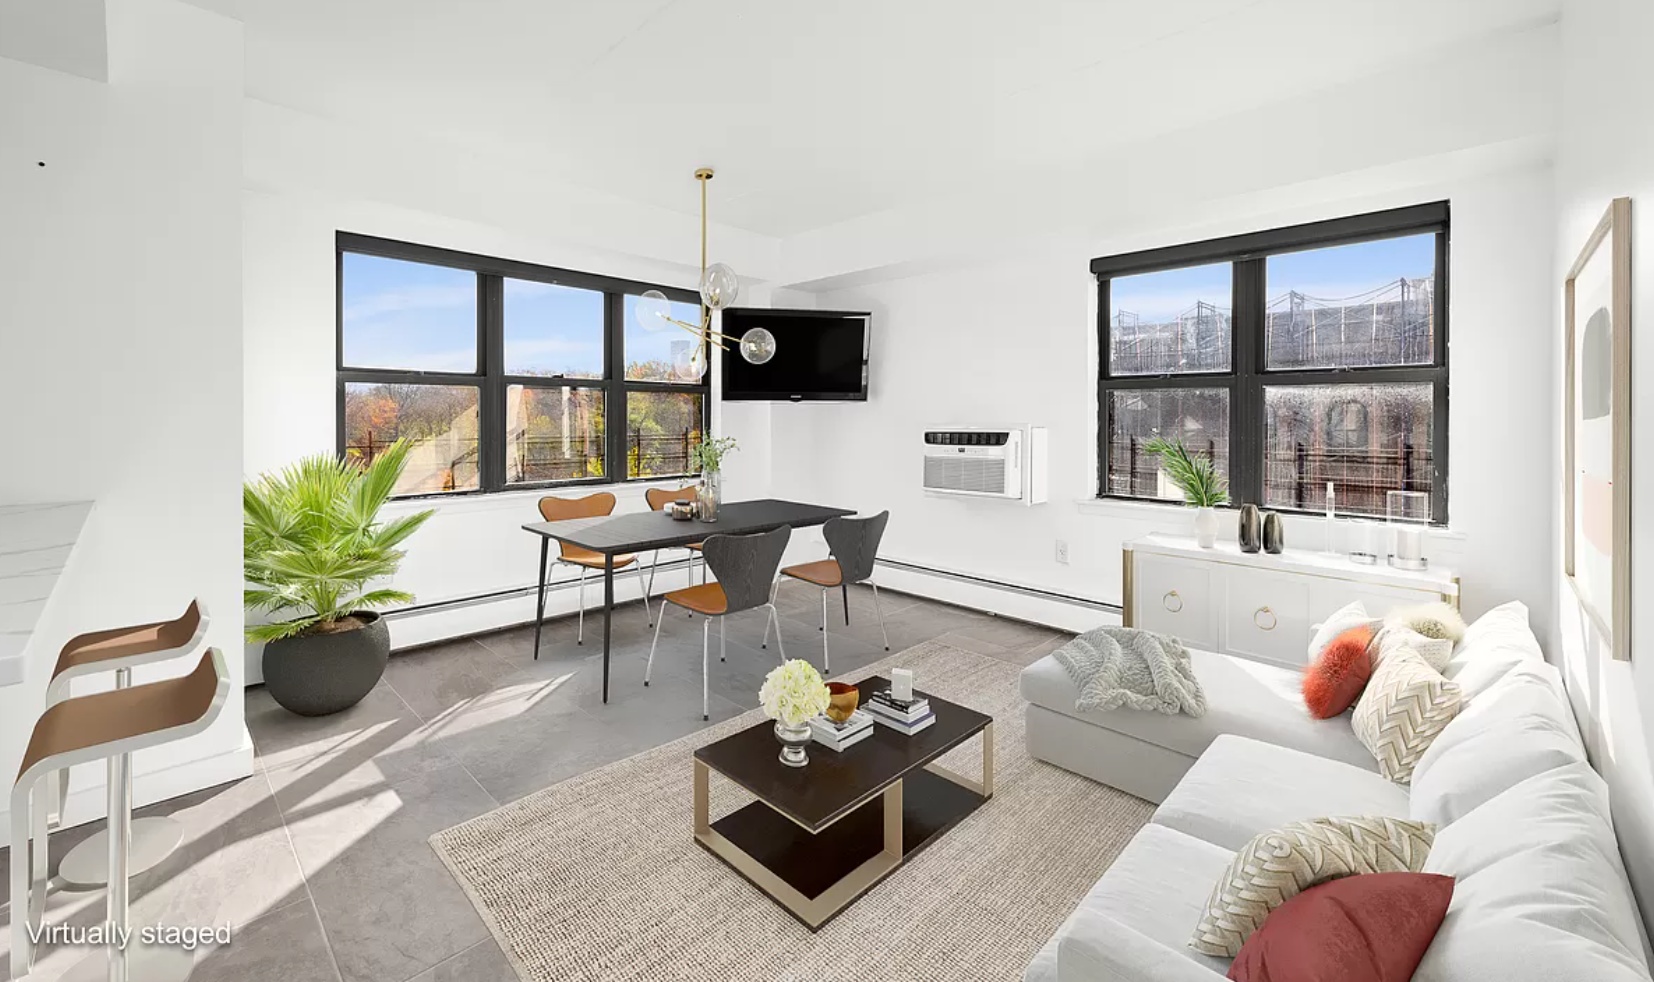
[[692, 675, 993, 930]]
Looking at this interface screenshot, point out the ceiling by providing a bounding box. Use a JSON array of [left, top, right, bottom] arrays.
[[241, 0, 1559, 239]]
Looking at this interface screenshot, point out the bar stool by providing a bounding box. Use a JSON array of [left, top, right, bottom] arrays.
[[537, 493, 653, 649], [774, 511, 892, 672], [645, 526, 790, 720], [43, 600, 210, 887], [12, 647, 232, 982], [642, 485, 706, 602]]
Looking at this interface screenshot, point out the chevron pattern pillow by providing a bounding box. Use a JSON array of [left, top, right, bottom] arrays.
[[1189, 816, 1437, 958], [1353, 646, 1464, 783]]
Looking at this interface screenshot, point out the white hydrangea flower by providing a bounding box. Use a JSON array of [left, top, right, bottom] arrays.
[[759, 659, 831, 726]]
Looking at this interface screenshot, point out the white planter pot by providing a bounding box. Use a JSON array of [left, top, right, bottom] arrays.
[[1193, 507, 1219, 549]]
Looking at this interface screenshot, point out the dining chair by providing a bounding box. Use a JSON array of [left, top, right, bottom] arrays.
[[643, 485, 707, 607], [538, 493, 653, 649], [12, 646, 232, 982], [772, 511, 891, 672], [43, 599, 211, 887], [645, 525, 790, 720]]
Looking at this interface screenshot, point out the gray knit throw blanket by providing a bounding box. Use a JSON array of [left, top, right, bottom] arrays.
[[1053, 626, 1207, 717]]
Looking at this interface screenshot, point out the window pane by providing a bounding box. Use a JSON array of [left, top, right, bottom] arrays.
[[344, 382, 480, 494], [625, 390, 705, 478], [1108, 263, 1232, 375], [503, 279, 605, 378], [341, 254, 477, 372], [505, 385, 605, 483], [1265, 234, 1436, 369], [1264, 383, 1434, 518], [623, 294, 705, 382], [1106, 389, 1230, 499]]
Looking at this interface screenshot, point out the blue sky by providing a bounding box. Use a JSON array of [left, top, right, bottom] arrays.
[[341, 253, 699, 377], [1111, 233, 1435, 322]]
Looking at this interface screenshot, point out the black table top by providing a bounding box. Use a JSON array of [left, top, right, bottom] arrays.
[[522, 498, 855, 554], [694, 676, 992, 832]]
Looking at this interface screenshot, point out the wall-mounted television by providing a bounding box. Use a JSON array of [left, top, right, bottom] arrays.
[[720, 308, 870, 402]]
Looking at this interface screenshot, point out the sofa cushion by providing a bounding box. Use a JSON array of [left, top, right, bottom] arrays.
[[1228, 872, 1455, 982], [1416, 762, 1650, 982], [1052, 823, 1234, 977], [1191, 816, 1437, 958], [1154, 736, 1409, 852], [1442, 601, 1543, 698], [1020, 649, 1375, 772], [1302, 625, 1374, 718], [1409, 661, 1586, 826], [1352, 647, 1463, 783], [1306, 601, 1383, 664]]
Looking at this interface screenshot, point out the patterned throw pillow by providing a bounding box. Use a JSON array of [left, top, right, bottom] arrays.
[[1372, 624, 1455, 672], [1353, 647, 1464, 783], [1190, 817, 1437, 958], [1389, 601, 1467, 644]]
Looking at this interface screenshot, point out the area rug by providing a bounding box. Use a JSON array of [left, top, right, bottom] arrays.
[[430, 641, 1153, 982]]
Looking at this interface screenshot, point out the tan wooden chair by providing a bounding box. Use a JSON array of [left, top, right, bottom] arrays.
[[42, 599, 210, 887], [646, 526, 790, 720], [538, 493, 653, 648], [12, 646, 231, 982], [643, 485, 706, 603]]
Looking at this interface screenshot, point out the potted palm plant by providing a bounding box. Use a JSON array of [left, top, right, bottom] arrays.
[[244, 440, 434, 716], [1143, 437, 1229, 548]]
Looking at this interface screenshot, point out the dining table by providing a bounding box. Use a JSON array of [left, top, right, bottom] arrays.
[[522, 498, 856, 702]]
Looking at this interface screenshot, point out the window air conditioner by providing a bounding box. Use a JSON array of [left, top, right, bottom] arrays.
[[922, 427, 1048, 503]]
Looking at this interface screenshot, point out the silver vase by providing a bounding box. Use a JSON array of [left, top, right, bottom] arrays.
[[775, 721, 810, 767]]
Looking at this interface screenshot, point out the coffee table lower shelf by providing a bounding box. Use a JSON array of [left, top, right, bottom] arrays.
[[694, 766, 989, 931]]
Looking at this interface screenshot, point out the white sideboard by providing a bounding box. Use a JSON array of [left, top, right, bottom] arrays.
[[1122, 533, 1459, 669]]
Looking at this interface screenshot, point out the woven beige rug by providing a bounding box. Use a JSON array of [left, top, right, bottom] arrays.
[[430, 641, 1152, 982]]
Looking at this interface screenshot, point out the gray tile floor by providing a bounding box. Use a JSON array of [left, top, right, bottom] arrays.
[[1, 581, 1070, 982]]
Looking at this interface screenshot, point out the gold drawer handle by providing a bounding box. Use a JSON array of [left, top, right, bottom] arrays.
[[1163, 590, 1183, 613], [1254, 606, 1278, 631]]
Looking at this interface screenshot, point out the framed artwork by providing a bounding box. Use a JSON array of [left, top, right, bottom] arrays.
[[1564, 197, 1632, 660]]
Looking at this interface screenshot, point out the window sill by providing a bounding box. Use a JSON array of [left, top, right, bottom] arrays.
[[382, 478, 703, 516], [1073, 496, 1466, 541]]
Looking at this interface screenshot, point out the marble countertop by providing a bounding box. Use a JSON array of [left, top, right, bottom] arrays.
[[0, 501, 94, 686]]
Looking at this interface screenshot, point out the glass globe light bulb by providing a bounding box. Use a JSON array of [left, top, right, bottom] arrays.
[[634, 289, 672, 332], [699, 263, 740, 311], [739, 327, 777, 365], [674, 342, 708, 382]]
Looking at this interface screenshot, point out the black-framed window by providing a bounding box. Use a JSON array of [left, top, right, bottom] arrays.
[[337, 233, 708, 498], [1094, 202, 1449, 523]]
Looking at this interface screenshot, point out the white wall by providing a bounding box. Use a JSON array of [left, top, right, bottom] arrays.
[[0, 0, 249, 829], [242, 104, 784, 676], [1552, 0, 1654, 927], [784, 164, 1555, 634]]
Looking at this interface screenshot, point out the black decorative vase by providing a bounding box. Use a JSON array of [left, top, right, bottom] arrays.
[[262, 612, 390, 716], [1238, 504, 1262, 553], [1263, 512, 1285, 554]]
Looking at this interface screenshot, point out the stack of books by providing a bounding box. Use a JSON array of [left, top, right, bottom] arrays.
[[864, 689, 935, 736], [809, 710, 875, 752]]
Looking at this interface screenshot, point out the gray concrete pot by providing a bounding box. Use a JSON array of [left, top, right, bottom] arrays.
[[262, 612, 389, 717]]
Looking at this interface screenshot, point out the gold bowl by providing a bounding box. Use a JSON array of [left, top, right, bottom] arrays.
[[825, 682, 859, 724]]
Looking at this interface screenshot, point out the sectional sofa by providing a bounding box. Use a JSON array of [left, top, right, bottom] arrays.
[[1020, 602, 1652, 982]]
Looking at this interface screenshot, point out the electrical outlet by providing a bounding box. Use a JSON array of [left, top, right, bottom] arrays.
[[1055, 539, 1070, 564]]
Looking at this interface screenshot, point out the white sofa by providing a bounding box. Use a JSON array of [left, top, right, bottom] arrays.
[[1022, 603, 1653, 982]]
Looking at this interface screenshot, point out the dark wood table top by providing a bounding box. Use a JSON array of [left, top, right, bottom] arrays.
[[522, 498, 855, 554], [694, 675, 992, 832]]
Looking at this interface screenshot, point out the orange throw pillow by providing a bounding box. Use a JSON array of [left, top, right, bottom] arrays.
[[1303, 625, 1374, 719]]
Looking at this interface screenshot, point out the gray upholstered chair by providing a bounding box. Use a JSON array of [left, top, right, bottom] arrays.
[[774, 511, 891, 671], [646, 525, 791, 720]]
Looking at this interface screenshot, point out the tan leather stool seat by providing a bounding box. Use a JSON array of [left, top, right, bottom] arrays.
[[782, 559, 844, 587], [52, 600, 203, 680], [662, 583, 729, 616]]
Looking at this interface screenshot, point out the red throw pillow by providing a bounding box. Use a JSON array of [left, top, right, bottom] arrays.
[[1228, 872, 1454, 982], [1302, 625, 1375, 719]]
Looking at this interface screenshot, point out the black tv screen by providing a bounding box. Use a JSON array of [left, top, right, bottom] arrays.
[[720, 308, 869, 401]]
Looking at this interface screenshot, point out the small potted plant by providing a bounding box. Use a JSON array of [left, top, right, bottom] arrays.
[[1143, 437, 1229, 548], [244, 440, 434, 716], [688, 435, 738, 523], [759, 659, 831, 767]]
